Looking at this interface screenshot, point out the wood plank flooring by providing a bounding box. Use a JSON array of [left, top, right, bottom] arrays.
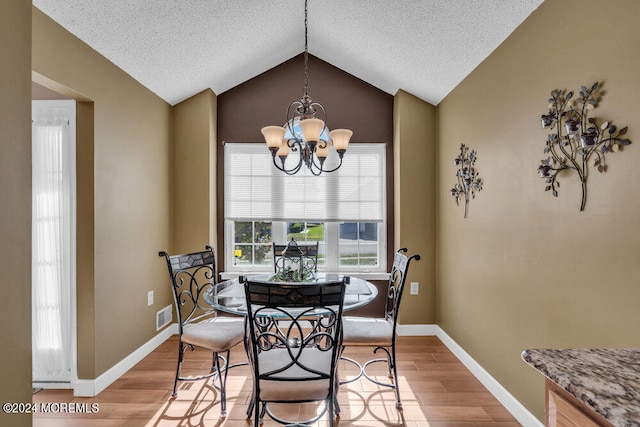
[[33, 335, 520, 426]]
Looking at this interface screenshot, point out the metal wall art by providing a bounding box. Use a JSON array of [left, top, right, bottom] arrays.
[[450, 143, 483, 218], [539, 82, 631, 211]]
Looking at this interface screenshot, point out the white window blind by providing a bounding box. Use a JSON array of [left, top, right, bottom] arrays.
[[224, 143, 385, 223]]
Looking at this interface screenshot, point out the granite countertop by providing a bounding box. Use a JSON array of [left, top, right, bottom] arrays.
[[521, 348, 640, 427]]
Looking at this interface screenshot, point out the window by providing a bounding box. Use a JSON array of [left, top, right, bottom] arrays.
[[224, 143, 386, 272], [339, 222, 379, 267], [32, 100, 76, 385], [232, 221, 272, 268]]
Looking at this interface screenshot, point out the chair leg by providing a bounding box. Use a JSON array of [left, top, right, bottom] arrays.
[[172, 341, 186, 398], [328, 397, 335, 427], [210, 350, 217, 372], [253, 401, 265, 426], [333, 379, 341, 416], [244, 329, 256, 419], [390, 344, 402, 410], [213, 350, 231, 417], [246, 389, 255, 418], [333, 357, 341, 415]]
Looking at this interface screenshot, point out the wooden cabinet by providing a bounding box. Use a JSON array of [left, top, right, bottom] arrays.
[[546, 380, 613, 427]]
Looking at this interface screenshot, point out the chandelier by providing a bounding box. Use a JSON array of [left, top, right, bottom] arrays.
[[261, 0, 352, 176]]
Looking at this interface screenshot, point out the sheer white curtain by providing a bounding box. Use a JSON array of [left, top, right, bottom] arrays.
[[32, 100, 75, 384]]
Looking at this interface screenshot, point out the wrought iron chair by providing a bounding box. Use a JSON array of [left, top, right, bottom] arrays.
[[244, 277, 346, 426], [272, 237, 319, 275], [158, 246, 245, 417], [340, 248, 420, 410]]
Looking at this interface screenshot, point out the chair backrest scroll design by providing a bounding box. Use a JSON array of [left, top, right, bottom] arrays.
[[244, 279, 346, 384], [384, 248, 421, 332], [158, 246, 218, 335]]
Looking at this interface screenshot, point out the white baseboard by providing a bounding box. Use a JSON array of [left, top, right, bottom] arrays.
[[74, 323, 178, 397], [396, 323, 542, 427], [396, 323, 439, 336], [33, 382, 72, 390]]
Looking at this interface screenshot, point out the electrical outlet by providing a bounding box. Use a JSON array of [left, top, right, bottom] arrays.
[[410, 282, 419, 295], [147, 290, 154, 306]]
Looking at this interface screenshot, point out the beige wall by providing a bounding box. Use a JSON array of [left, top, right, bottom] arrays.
[[32, 7, 173, 377], [171, 89, 218, 256], [32, 81, 69, 99], [0, 1, 32, 426], [437, 0, 640, 420], [393, 90, 437, 324]]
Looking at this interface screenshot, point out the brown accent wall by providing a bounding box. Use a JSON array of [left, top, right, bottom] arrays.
[[394, 90, 437, 324], [171, 89, 218, 255], [216, 54, 394, 273], [0, 1, 32, 425], [32, 6, 173, 378], [437, 0, 640, 420]]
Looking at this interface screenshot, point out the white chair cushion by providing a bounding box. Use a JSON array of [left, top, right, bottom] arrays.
[[257, 348, 333, 401], [342, 316, 393, 346], [181, 317, 244, 351]]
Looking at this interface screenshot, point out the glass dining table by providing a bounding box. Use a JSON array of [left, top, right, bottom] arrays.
[[204, 273, 377, 419], [204, 273, 378, 316]]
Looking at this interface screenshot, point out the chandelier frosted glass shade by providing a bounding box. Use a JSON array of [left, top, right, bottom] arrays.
[[283, 116, 331, 143], [261, 125, 285, 149], [329, 129, 353, 152], [298, 118, 324, 143]]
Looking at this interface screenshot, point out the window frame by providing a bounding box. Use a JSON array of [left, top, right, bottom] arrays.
[[223, 142, 387, 276]]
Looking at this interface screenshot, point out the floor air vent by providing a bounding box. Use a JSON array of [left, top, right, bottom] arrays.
[[156, 305, 173, 330]]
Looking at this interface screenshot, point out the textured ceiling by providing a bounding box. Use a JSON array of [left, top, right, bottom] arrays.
[[33, 0, 543, 106]]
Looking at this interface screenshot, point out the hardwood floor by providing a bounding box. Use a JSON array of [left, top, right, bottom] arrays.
[[33, 335, 520, 426]]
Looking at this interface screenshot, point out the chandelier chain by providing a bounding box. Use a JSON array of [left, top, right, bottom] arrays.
[[303, 0, 309, 99]]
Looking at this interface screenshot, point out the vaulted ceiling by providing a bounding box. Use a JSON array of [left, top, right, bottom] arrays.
[[33, 0, 543, 106]]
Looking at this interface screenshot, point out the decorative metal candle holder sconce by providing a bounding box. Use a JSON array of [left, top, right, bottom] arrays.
[[450, 143, 483, 218], [269, 238, 316, 282], [539, 82, 631, 211]]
